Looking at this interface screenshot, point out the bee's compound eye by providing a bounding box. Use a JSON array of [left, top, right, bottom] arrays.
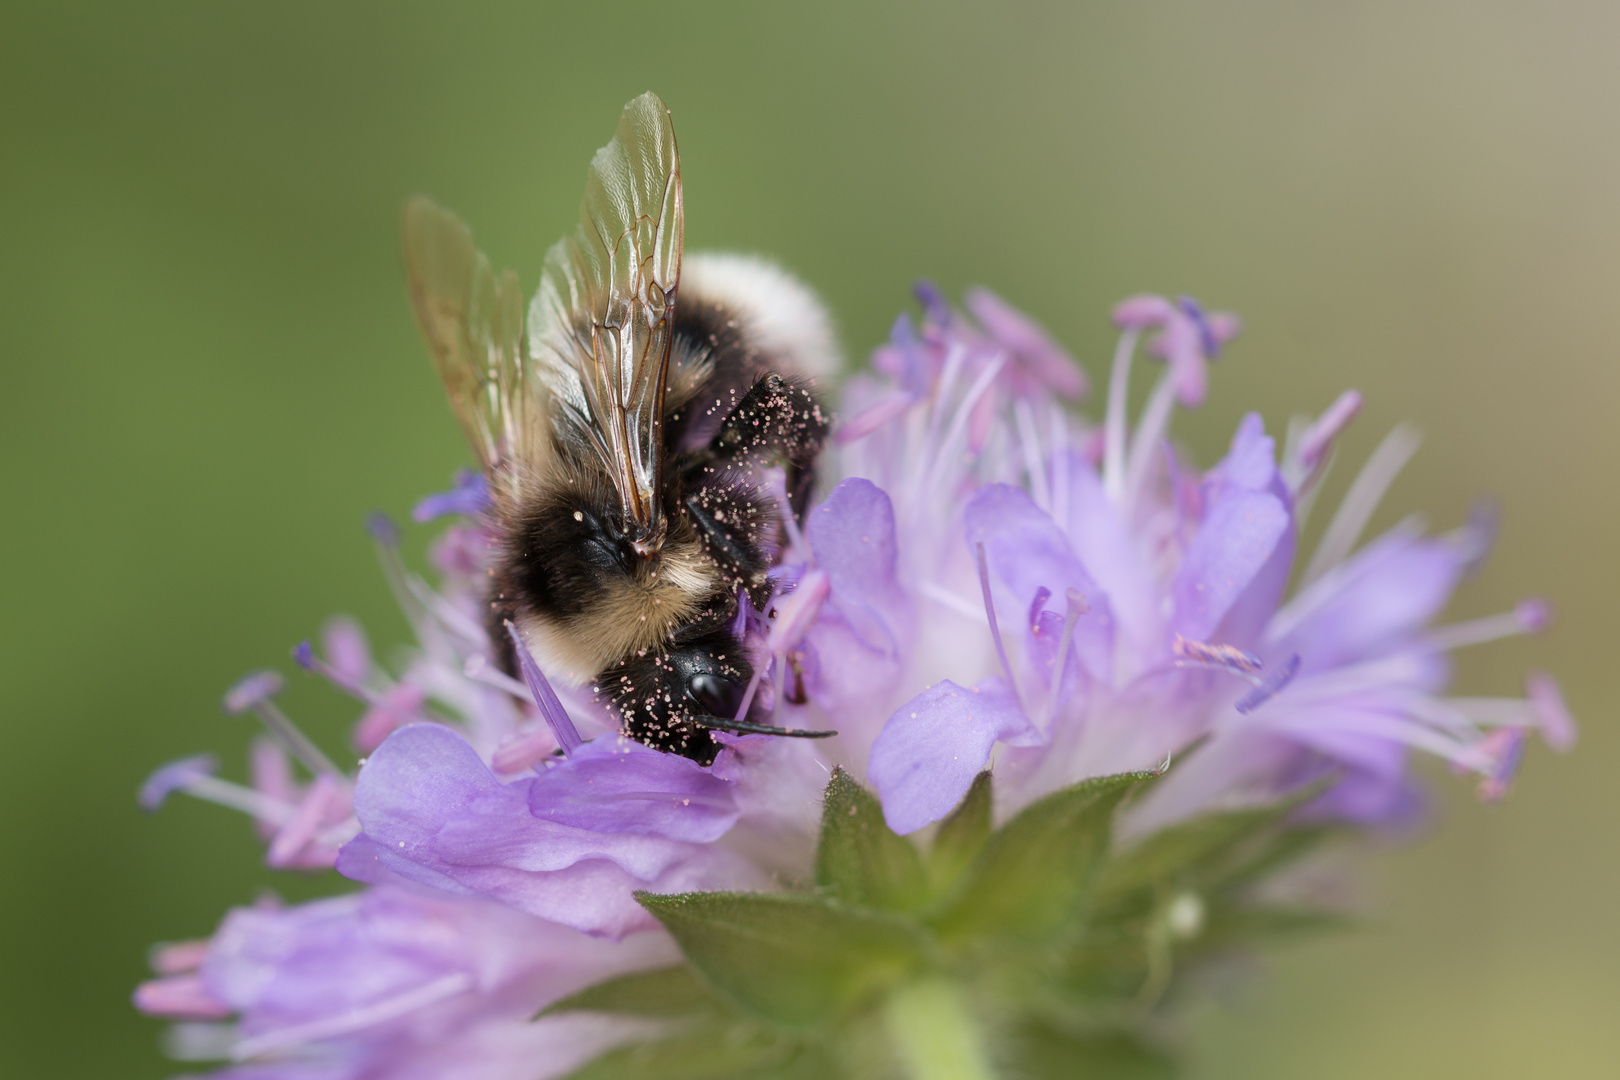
[[686, 673, 743, 718]]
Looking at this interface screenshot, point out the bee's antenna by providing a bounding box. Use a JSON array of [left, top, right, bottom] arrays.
[[693, 715, 837, 740]]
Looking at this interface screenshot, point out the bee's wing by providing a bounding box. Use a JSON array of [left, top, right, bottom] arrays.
[[401, 197, 538, 480], [528, 92, 683, 551]]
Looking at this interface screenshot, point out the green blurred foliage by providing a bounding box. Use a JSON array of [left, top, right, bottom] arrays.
[[1, 1, 1615, 1076]]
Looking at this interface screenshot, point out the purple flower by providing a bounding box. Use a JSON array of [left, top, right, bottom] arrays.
[[804, 287, 1569, 834], [138, 279, 1574, 1079], [134, 886, 672, 1078]]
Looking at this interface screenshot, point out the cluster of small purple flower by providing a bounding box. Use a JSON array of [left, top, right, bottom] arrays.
[[137, 286, 1573, 1079]]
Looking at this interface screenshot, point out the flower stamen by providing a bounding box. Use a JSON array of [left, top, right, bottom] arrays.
[[222, 671, 344, 777], [1425, 599, 1552, 651], [975, 542, 1022, 712], [1301, 424, 1422, 586]]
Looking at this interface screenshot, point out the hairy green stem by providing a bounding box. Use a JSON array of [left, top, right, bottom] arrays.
[[884, 978, 996, 1080]]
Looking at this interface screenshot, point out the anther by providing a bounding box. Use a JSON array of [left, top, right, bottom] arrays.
[[1235, 654, 1301, 714], [1525, 671, 1577, 752]]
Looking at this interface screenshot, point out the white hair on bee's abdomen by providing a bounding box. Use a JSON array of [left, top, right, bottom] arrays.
[[679, 253, 842, 382]]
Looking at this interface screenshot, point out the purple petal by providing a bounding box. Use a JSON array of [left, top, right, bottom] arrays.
[[344, 725, 736, 936], [527, 736, 738, 842], [1171, 422, 1291, 645], [506, 621, 583, 753], [869, 678, 1037, 835], [1056, 455, 1162, 661], [964, 287, 1087, 400], [1211, 413, 1279, 494], [963, 484, 1114, 681], [806, 479, 902, 607], [1274, 529, 1464, 673], [139, 754, 219, 811], [412, 469, 491, 523]]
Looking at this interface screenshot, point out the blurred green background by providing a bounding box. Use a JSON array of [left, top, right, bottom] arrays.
[[3, 1, 1616, 1076]]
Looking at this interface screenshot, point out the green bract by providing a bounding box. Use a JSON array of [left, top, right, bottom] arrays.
[[550, 767, 1343, 1080]]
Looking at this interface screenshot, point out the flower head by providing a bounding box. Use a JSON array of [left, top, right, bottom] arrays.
[[138, 284, 1572, 1079]]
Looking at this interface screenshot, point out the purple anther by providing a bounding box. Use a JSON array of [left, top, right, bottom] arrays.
[[1300, 390, 1364, 469], [1177, 296, 1222, 360], [1235, 654, 1301, 714], [365, 512, 401, 546], [1526, 671, 1577, 752], [1515, 598, 1554, 633], [1172, 636, 1263, 677], [412, 469, 491, 523], [132, 975, 231, 1021], [1027, 586, 1053, 633], [504, 620, 582, 755], [139, 754, 219, 812], [148, 940, 210, 976], [1476, 726, 1528, 802], [1065, 587, 1091, 617], [222, 671, 285, 715], [292, 640, 316, 670], [913, 279, 951, 325], [975, 542, 1023, 712], [1112, 294, 1175, 330]]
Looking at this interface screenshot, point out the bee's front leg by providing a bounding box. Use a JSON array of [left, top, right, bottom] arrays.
[[704, 374, 830, 518]]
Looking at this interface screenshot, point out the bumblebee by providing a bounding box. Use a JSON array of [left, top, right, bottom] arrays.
[[402, 93, 835, 763]]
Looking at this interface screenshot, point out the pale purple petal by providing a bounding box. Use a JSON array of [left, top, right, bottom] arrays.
[[527, 736, 739, 841], [806, 478, 902, 608], [1170, 491, 1290, 643], [869, 678, 1037, 835], [412, 469, 491, 523], [965, 483, 1114, 681], [343, 725, 738, 935], [1057, 454, 1162, 663], [1275, 530, 1464, 673]]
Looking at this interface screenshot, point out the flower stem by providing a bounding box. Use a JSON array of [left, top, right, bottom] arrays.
[[885, 978, 996, 1080]]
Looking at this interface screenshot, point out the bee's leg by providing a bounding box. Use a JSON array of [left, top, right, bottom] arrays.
[[683, 483, 772, 599], [705, 374, 830, 519]]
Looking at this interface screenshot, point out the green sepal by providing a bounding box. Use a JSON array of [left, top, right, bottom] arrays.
[[928, 771, 1156, 943], [1094, 785, 1339, 919], [927, 770, 992, 895], [1001, 1020, 1175, 1080], [559, 1023, 810, 1080], [815, 767, 929, 912], [541, 964, 723, 1019], [636, 890, 931, 1026]]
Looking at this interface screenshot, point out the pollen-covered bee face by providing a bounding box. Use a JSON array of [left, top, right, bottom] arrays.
[[596, 629, 758, 765]]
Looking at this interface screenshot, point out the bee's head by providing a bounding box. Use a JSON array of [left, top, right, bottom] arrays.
[[666, 640, 751, 721]]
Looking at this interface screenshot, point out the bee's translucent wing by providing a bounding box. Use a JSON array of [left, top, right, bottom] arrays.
[[528, 92, 683, 552], [401, 197, 537, 483]]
